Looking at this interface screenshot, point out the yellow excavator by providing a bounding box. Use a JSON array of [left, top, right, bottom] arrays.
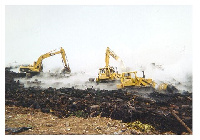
[[19, 47, 71, 75], [96, 47, 124, 83]]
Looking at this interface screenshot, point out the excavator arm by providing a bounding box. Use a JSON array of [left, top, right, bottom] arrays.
[[60, 47, 71, 73], [105, 47, 119, 67]]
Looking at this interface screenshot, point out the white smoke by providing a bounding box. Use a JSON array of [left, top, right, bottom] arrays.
[[15, 71, 118, 90], [11, 44, 192, 92], [120, 45, 192, 92]]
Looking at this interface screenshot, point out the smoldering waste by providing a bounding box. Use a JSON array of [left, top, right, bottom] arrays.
[[5, 69, 192, 134]]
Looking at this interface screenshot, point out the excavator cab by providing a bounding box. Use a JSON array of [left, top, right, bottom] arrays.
[[105, 66, 115, 77], [96, 68, 108, 81], [96, 66, 119, 83]]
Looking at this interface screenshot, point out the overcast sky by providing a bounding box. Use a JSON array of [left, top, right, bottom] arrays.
[[5, 5, 192, 76]]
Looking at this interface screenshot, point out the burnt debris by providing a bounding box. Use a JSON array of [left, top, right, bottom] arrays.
[[5, 68, 192, 134]]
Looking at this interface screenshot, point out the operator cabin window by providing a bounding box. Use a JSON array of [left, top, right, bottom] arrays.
[[101, 69, 105, 73], [124, 73, 130, 77], [110, 69, 114, 73]]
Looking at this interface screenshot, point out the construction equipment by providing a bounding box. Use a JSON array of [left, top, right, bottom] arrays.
[[116, 71, 179, 93], [19, 47, 71, 75], [96, 47, 124, 83], [117, 71, 156, 89]]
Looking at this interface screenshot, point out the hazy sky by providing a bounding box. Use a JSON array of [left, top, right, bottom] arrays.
[[5, 5, 192, 75]]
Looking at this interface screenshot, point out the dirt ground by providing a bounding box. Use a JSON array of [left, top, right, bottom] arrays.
[[5, 105, 171, 135]]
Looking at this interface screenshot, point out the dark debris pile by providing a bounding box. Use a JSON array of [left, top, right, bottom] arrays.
[[5, 69, 192, 134]]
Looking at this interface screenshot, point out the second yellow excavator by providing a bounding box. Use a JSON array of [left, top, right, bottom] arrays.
[[19, 47, 71, 75], [96, 47, 124, 83]]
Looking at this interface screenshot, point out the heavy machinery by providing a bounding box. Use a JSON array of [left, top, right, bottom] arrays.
[[116, 71, 178, 93], [96, 47, 124, 83], [19, 47, 71, 75], [117, 71, 156, 89]]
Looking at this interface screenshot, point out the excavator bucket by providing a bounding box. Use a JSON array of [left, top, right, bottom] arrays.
[[61, 66, 71, 74]]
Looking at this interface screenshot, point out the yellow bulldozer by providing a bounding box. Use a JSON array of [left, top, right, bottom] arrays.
[[117, 71, 156, 89], [96, 47, 124, 83], [19, 47, 71, 75], [116, 71, 177, 93]]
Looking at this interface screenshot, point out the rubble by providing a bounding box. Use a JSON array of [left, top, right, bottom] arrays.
[[5, 69, 192, 134], [5, 127, 32, 134]]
